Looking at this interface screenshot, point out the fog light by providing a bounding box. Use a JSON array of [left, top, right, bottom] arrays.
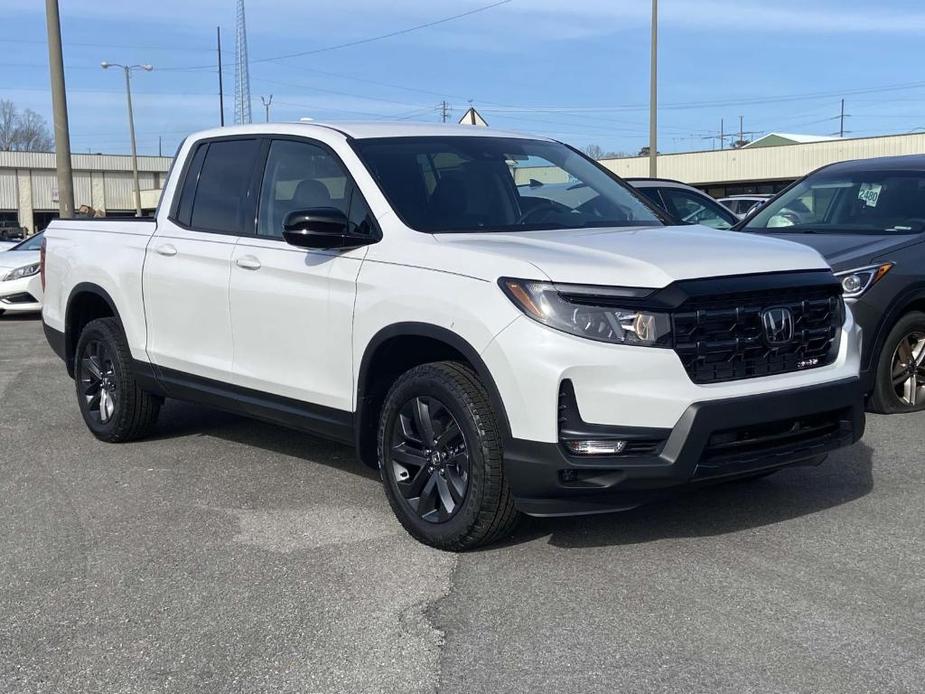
[[564, 439, 627, 456]]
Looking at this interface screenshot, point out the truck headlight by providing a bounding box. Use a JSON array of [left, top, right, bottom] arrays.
[[499, 278, 672, 346], [2, 262, 40, 282], [835, 263, 892, 299]]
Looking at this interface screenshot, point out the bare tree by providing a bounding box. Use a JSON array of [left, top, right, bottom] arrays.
[[584, 143, 605, 159], [584, 143, 628, 160], [0, 100, 54, 152]]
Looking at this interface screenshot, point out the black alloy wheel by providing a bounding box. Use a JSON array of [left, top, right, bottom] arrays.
[[390, 395, 470, 523], [73, 317, 162, 442], [78, 338, 119, 425], [377, 362, 519, 550]]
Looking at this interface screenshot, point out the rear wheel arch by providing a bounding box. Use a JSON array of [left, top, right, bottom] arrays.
[[64, 283, 123, 376], [354, 323, 511, 468]]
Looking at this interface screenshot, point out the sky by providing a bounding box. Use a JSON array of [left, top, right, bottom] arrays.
[[2, 0, 925, 157]]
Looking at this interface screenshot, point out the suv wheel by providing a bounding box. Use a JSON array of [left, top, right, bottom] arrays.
[[378, 362, 519, 550], [870, 311, 925, 413], [74, 317, 162, 441]]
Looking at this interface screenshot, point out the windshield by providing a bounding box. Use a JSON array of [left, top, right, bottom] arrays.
[[10, 231, 43, 251], [744, 170, 925, 234], [351, 136, 663, 233]]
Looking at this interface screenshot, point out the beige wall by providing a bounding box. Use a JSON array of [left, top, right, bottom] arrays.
[[598, 132, 925, 186], [0, 151, 172, 225]]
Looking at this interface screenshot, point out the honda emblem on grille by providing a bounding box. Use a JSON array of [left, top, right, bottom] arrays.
[[760, 307, 794, 346]]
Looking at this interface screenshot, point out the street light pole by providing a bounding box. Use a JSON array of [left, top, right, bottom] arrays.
[[648, 0, 658, 177], [122, 66, 142, 216], [102, 62, 152, 217]]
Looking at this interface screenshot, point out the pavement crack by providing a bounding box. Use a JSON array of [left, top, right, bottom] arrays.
[[425, 552, 460, 694]]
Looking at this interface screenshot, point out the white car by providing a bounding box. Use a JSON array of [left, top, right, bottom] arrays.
[[0, 232, 43, 315], [41, 123, 864, 549]]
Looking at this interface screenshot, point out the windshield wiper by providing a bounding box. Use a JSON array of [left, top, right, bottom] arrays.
[[750, 226, 826, 234]]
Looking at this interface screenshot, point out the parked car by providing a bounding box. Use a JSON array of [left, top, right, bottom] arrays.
[[720, 194, 772, 219], [626, 178, 738, 230], [0, 231, 43, 316], [42, 123, 864, 549], [0, 220, 26, 242], [739, 154, 925, 412]]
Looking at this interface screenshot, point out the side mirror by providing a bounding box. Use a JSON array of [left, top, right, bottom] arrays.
[[282, 208, 372, 249]]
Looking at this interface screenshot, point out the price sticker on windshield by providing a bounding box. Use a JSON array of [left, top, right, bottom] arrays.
[[858, 183, 882, 207]]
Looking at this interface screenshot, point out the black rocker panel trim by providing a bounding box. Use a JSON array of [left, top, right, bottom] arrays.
[[139, 362, 354, 445]]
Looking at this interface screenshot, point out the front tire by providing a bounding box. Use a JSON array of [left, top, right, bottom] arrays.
[[378, 362, 519, 551], [869, 311, 925, 413], [74, 317, 162, 442]]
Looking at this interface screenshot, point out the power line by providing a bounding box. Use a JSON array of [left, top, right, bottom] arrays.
[[159, 0, 512, 72]]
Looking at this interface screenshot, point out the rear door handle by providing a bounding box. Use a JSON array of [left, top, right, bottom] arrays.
[[235, 255, 262, 271], [155, 243, 177, 257]]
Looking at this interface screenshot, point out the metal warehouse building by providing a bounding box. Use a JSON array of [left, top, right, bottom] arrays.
[[0, 151, 172, 233], [598, 132, 925, 198]]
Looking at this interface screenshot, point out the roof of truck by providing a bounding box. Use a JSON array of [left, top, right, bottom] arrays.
[[186, 121, 548, 142]]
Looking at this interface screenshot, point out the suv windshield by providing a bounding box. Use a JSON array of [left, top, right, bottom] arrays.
[[351, 136, 663, 233], [744, 170, 925, 234]]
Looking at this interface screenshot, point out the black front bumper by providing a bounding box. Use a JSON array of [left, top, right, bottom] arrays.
[[505, 377, 865, 516]]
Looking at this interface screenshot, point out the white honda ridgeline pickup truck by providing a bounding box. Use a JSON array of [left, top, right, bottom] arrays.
[[41, 123, 865, 549]]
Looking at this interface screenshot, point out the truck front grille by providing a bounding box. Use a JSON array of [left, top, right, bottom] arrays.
[[671, 286, 843, 384]]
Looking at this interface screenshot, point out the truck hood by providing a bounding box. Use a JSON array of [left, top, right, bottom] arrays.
[[745, 230, 923, 271], [433, 224, 830, 287]]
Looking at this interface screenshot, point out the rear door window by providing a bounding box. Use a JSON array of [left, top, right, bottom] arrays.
[[187, 139, 261, 234]]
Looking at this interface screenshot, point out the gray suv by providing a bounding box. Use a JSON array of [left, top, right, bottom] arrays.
[[740, 154, 925, 412]]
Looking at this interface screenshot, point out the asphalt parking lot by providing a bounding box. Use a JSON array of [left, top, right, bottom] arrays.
[[1, 314, 923, 693]]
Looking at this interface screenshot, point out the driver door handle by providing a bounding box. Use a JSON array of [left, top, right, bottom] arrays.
[[154, 243, 177, 257], [236, 255, 262, 271]]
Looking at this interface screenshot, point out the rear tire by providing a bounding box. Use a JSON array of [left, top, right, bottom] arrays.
[[378, 361, 519, 551], [74, 317, 162, 442], [869, 311, 925, 414]]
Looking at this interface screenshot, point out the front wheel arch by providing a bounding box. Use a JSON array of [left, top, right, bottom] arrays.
[[355, 323, 512, 469]]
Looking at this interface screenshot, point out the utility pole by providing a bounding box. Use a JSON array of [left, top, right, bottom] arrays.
[[102, 62, 153, 217], [739, 115, 743, 146], [840, 98, 845, 138], [45, 0, 74, 219], [261, 94, 273, 123], [158, 135, 162, 157], [720, 118, 724, 149], [439, 100, 450, 123], [648, 0, 658, 176], [217, 26, 225, 126]]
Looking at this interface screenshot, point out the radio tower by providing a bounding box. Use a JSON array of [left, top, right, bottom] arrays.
[[233, 0, 252, 124]]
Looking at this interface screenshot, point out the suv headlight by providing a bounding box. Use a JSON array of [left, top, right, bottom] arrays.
[[499, 278, 672, 346], [2, 262, 40, 282], [835, 263, 892, 299]]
